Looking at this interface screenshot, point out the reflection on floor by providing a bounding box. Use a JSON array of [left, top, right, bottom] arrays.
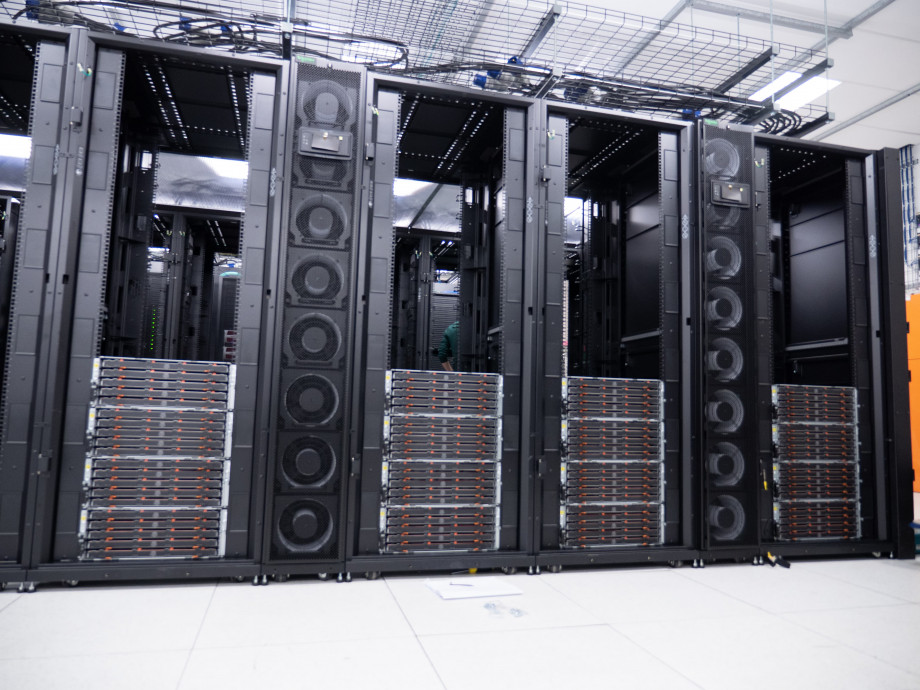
[[0, 554, 919, 690]]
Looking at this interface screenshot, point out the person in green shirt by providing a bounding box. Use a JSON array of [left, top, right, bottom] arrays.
[[438, 321, 459, 371]]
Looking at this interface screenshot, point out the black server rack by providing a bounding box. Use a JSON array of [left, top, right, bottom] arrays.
[[697, 122, 773, 561], [756, 137, 913, 559], [260, 60, 364, 580], [345, 79, 534, 576], [0, 28, 70, 588], [20, 35, 282, 585], [534, 106, 697, 569]]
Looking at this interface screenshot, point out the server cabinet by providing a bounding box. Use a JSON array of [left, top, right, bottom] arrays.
[[23, 36, 283, 584], [0, 29, 71, 587], [345, 78, 535, 576], [259, 59, 365, 579], [534, 106, 698, 569], [755, 137, 913, 559]]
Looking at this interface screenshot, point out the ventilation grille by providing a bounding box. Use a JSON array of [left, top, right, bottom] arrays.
[[380, 370, 502, 554], [773, 384, 860, 541], [80, 357, 234, 560], [560, 377, 664, 548]]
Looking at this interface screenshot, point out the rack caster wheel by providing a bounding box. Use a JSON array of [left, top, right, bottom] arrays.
[[547, 564, 562, 574], [872, 551, 882, 558], [234, 576, 245, 583], [274, 574, 289, 583], [500, 567, 517, 575], [668, 560, 684, 568], [337, 573, 352, 583], [18, 582, 35, 593], [64, 580, 79, 587], [317, 573, 329, 581], [0, 583, 5, 591], [365, 572, 380, 580]]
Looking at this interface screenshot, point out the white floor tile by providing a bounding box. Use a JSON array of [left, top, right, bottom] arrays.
[[179, 636, 444, 690], [0, 583, 215, 659], [541, 567, 762, 624], [784, 603, 920, 676], [796, 559, 920, 603], [0, 650, 188, 690], [420, 625, 701, 690], [384, 572, 600, 635], [194, 578, 413, 648], [615, 614, 920, 690], [675, 562, 903, 613], [0, 590, 20, 614]]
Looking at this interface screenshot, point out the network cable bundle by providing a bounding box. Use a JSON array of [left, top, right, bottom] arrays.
[[380, 370, 502, 553], [560, 377, 664, 547], [772, 384, 860, 541], [79, 357, 235, 559]]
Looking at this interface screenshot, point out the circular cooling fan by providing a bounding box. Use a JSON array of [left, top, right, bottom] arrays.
[[707, 442, 745, 488], [708, 203, 742, 230], [703, 137, 741, 178], [285, 374, 339, 425], [289, 313, 342, 363], [291, 256, 344, 302], [706, 389, 744, 433], [302, 80, 354, 127], [706, 236, 742, 279], [281, 436, 337, 488], [276, 499, 334, 554], [706, 286, 743, 330], [707, 337, 744, 382], [295, 194, 347, 243], [708, 495, 746, 541], [299, 157, 349, 186]]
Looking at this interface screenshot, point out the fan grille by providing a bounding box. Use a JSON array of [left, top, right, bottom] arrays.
[[706, 236, 743, 279], [276, 500, 334, 553], [291, 256, 344, 302], [295, 194, 347, 243], [706, 389, 745, 433], [708, 495, 746, 541], [706, 286, 743, 330], [301, 79, 354, 128], [708, 442, 745, 488], [289, 313, 342, 363], [707, 337, 744, 382], [285, 374, 339, 425], [704, 138, 741, 178], [281, 436, 337, 488]]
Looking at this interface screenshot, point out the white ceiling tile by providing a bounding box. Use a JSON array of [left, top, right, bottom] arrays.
[[816, 122, 917, 150], [858, 0, 920, 42], [829, 32, 920, 90]]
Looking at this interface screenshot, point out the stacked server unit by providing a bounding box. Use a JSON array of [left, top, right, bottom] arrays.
[[772, 384, 861, 541], [560, 377, 664, 547], [380, 370, 502, 553], [80, 357, 234, 559], [266, 62, 362, 567], [699, 123, 772, 553]]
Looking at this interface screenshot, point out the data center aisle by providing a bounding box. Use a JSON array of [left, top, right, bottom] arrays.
[[0, 558, 918, 690]]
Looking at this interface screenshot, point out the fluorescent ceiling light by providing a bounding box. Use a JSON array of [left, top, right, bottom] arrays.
[[203, 157, 248, 180], [394, 178, 432, 196], [0, 133, 31, 159], [750, 71, 801, 101], [776, 76, 841, 111]]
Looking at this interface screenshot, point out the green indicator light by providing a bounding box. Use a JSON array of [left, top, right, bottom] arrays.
[[703, 118, 719, 126], [296, 55, 317, 64]]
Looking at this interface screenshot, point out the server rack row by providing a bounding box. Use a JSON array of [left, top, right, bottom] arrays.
[[0, 21, 912, 590]]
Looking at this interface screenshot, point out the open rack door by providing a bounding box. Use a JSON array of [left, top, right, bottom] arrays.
[[535, 107, 695, 569], [346, 82, 533, 576], [26, 40, 280, 584], [0, 32, 68, 584]]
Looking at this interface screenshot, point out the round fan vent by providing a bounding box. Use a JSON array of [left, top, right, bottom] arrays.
[[299, 157, 349, 186], [708, 495, 746, 541], [291, 256, 344, 302], [302, 80, 354, 127], [289, 313, 342, 363], [706, 286, 743, 330], [706, 236, 742, 279], [709, 203, 742, 229], [706, 389, 744, 433], [276, 499, 334, 554], [285, 374, 339, 425], [281, 436, 337, 488], [295, 194, 347, 243], [707, 337, 744, 382], [708, 442, 745, 488], [703, 138, 741, 178]]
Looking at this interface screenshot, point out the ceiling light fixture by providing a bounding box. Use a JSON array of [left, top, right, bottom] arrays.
[[776, 76, 841, 111]]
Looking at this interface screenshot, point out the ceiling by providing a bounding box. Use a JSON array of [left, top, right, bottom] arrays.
[[1, 0, 918, 150]]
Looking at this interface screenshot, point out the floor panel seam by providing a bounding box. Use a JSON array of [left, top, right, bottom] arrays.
[[174, 584, 218, 690], [383, 577, 448, 690]]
